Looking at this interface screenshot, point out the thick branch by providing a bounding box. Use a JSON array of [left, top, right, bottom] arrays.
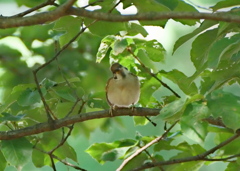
[[1, 7, 240, 28], [0, 107, 160, 140]]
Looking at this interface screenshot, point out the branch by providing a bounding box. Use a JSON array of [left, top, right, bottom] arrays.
[[1, 7, 240, 28], [0, 107, 160, 140], [0, 107, 230, 140], [0, 0, 76, 28], [117, 120, 179, 171], [12, 0, 58, 17], [131, 129, 240, 171]]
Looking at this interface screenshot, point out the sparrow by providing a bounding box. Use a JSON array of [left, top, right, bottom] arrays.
[[106, 63, 140, 116]]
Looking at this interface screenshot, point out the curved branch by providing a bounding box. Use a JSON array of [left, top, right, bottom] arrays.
[[0, 107, 160, 140], [1, 7, 240, 28]]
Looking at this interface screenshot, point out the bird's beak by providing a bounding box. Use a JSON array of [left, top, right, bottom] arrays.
[[112, 68, 121, 74]]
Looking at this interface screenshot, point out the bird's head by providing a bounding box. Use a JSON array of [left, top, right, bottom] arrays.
[[110, 63, 129, 79]]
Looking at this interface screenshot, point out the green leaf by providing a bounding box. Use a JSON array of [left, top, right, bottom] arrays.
[[160, 98, 187, 121], [215, 132, 240, 155], [191, 28, 218, 71], [53, 16, 82, 47], [20, 24, 54, 48], [132, 0, 170, 26], [51, 86, 76, 102], [84, 10, 126, 37], [208, 33, 240, 69], [121, 153, 148, 171], [140, 77, 161, 106], [207, 89, 240, 130], [101, 149, 118, 162], [173, 0, 199, 26], [0, 151, 7, 171], [161, 69, 198, 95], [96, 35, 116, 63], [11, 84, 36, 94], [146, 40, 166, 62], [226, 162, 240, 171], [86, 139, 137, 164], [180, 103, 209, 143], [40, 78, 57, 90], [137, 49, 158, 72], [164, 160, 204, 171], [0, 28, 16, 39], [16, 0, 46, 7], [154, 138, 176, 151], [173, 20, 218, 54], [133, 116, 148, 126], [211, 0, 240, 11], [32, 149, 46, 168], [112, 38, 129, 56], [136, 39, 166, 63], [87, 91, 108, 109], [126, 23, 148, 37], [17, 88, 44, 106], [0, 112, 26, 122], [155, 0, 178, 10], [56, 143, 78, 162], [56, 102, 77, 118], [1, 138, 32, 168]]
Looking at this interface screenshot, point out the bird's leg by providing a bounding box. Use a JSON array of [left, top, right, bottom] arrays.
[[131, 103, 137, 113], [109, 105, 116, 117]]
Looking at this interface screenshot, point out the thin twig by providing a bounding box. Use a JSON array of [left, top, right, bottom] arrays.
[[77, 100, 86, 114], [203, 153, 240, 161], [145, 116, 157, 126], [32, 70, 54, 122], [49, 155, 57, 171], [32, 0, 77, 122], [49, 125, 74, 154], [47, 125, 75, 170], [12, 0, 58, 17], [35, 146, 86, 171], [65, 98, 82, 117], [117, 120, 179, 171], [138, 144, 164, 171], [127, 47, 181, 98], [53, 40, 83, 117]]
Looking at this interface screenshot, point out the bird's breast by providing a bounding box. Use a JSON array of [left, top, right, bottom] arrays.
[[107, 75, 140, 107]]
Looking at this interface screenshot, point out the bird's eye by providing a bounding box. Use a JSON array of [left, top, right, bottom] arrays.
[[124, 67, 128, 70]]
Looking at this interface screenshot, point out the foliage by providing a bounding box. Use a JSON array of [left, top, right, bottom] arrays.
[[1, 0, 240, 171]]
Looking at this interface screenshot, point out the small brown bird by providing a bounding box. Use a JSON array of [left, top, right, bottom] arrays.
[[106, 63, 140, 116]]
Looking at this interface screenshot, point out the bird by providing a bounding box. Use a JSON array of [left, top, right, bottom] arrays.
[[106, 63, 140, 116]]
